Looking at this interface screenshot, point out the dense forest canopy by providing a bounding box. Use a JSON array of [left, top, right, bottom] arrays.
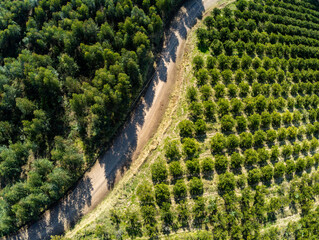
[[0, 0, 183, 236]]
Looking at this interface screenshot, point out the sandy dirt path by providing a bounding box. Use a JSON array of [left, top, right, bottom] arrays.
[[5, 0, 219, 239]]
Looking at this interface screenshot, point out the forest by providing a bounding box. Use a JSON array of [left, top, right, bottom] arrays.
[[0, 0, 183, 236], [60, 0, 319, 239]]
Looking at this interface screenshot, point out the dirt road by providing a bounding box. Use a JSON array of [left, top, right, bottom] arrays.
[[5, 0, 219, 239]]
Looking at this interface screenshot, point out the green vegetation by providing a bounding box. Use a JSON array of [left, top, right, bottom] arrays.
[[51, 0, 319, 239], [0, 0, 184, 236]]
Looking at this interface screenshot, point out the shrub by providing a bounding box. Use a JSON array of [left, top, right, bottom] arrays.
[[182, 138, 199, 158], [255, 95, 267, 113], [226, 134, 239, 150], [189, 177, 204, 196], [141, 205, 157, 225], [253, 130, 266, 146], [306, 156, 314, 169], [151, 162, 168, 183], [277, 128, 287, 141], [230, 98, 242, 114], [155, 183, 170, 207], [257, 148, 269, 165], [200, 85, 212, 101], [287, 126, 297, 140], [274, 162, 286, 179], [137, 182, 154, 205], [296, 158, 306, 173], [285, 160, 295, 175], [266, 129, 277, 143], [203, 100, 216, 121], [261, 111, 271, 128], [160, 204, 174, 226], [283, 111, 293, 124], [201, 157, 214, 174], [261, 165, 273, 182], [221, 69, 233, 84], [197, 68, 209, 86], [244, 149, 258, 166], [215, 155, 229, 173], [165, 140, 181, 161], [228, 84, 238, 97], [248, 113, 261, 130], [186, 159, 200, 176], [178, 120, 195, 138], [192, 197, 206, 224], [270, 146, 280, 162], [281, 145, 293, 158], [189, 102, 204, 120], [195, 118, 207, 135], [235, 69, 245, 83], [221, 115, 235, 132], [169, 161, 183, 179], [239, 82, 250, 97], [214, 83, 226, 98], [218, 172, 236, 193], [240, 132, 253, 149], [173, 180, 187, 200], [236, 116, 247, 131], [217, 98, 230, 115], [230, 152, 243, 170], [248, 168, 261, 185], [237, 174, 247, 189], [193, 56, 204, 70], [210, 69, 221, 85], [211, 133, 226, 154], [186, 86, 198, 102], [271, 112, 281, 127]]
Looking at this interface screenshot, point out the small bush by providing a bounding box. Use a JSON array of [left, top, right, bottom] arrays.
[[169, 161, 183, 179], [201, 157, 214, 174], [186, 159, 200, 176], [173, 180, 187, 200], [151, 162, 168, 183], [155, 183, 171, 207], [189, 177, 204, 196]]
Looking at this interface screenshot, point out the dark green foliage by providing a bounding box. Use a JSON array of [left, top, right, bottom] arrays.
[[248, 168, 261, 186], [169, 161, 184, 179], [155, 183, 171, 207], [137, 182, 154, 206], [211, 133, 226, 154], [189, 177, 203, 196], [186, 159, 200, 176], [218, 172, 235, 194], [215, 155, 229, 174], [182, 138, 199, 158], [178, 120, 195, 138], [274, 162, 286, 179], [173, 180, 187, 200], [165, 140, 181, 162], [201, 157, 214, 174], [221, 115, 235, 132], [230, 152, 243, 170], [151, 162, 168, 183]]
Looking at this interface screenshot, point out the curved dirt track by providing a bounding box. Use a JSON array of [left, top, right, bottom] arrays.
[[5, 0, 219, 239]]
